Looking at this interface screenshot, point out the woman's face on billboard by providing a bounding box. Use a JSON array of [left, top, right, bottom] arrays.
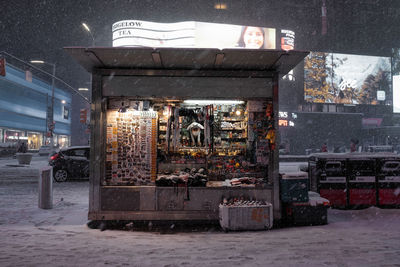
[[243, 27, 264, 48]]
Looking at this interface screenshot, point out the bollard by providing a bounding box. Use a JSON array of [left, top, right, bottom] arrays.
[[39, 166, 53, 209]]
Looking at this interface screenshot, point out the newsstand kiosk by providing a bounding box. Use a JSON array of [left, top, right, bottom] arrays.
[[65, 47, 308, 224]]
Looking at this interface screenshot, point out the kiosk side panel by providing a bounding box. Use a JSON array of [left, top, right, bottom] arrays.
[[89, 72, 104, 216], [271, 73, 280, 220]]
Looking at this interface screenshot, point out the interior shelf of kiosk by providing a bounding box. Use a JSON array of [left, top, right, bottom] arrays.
[[221, 119, 245, 122], [158, 162, 206, 172]]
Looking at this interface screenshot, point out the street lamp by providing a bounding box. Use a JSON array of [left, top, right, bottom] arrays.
[[30, 60, 56, 152], [81, 23, 95, 145], [78, 87, 90, 102], [82, 22, 95, 46], [81, 22, 95, 100]]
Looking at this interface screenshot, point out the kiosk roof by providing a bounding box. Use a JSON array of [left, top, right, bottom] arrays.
[[64, 47, 308, 76]]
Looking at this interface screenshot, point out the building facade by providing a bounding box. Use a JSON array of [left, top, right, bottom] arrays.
[[0, 63, 71, 150], [278, 51, 399, 155]]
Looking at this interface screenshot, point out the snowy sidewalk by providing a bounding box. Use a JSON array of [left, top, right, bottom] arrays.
[[1, 181, 400, 266], [0, 155, 49, 183]]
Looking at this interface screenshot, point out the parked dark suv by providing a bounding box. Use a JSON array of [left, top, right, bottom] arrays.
[[49, 146, 90, 182]]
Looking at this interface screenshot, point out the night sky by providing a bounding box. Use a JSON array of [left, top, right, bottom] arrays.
[[1, 0, 400, 89]]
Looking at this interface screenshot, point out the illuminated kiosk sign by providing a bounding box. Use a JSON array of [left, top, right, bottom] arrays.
[[304, 52, 391, 105], [112, 20, 277, 49]]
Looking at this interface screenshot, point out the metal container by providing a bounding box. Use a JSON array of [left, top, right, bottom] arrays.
[[377, 158, 400, 206], [219, 203, 273, 231], [39, 166, 53, 209], [348, 159, 377, 206], [317, 159, 347, 208]]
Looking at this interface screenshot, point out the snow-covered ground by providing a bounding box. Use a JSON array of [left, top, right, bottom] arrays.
[[1, 156, 400, 266], [0, 181, 399, 266], [0, 155, 49, 183]]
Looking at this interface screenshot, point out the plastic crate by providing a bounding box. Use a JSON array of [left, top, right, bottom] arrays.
[[219, 203, 273, 231]]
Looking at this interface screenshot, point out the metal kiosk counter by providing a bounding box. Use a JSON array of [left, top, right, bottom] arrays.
[[65, 47, 308, 222]]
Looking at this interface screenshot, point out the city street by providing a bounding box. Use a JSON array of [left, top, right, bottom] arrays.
[[0, 155, 50, 183], [1, 159, 400, 267], [2, 1, 400, 266]]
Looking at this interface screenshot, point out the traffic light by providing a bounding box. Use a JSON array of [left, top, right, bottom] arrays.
[[0, 58, 6, 77], [80, 109, 87, 124]]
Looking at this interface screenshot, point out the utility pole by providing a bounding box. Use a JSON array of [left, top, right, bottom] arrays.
[[30, 60, 56, 152], [322, 0, 327, 35]]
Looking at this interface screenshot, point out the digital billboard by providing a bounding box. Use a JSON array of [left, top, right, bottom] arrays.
[[392, 48, 400, 113], [304, 52, 391, 105], [280, 30, 295, 51], [112, 20, 276, 49]]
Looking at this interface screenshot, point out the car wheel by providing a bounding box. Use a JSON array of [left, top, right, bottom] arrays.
[[54, 169, 68, 182]]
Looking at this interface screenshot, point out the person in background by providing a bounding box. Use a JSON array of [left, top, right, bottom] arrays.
[[17, 142, 27, 153], [237, 26, 265, 49], [321, 143, 328, 152], [350, 139, 357, 153], [284, 142, 290, 154]]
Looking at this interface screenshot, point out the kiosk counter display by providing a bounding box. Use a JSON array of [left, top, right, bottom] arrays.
[[64, 47, 308, 222], [104, 98, 272, 187]]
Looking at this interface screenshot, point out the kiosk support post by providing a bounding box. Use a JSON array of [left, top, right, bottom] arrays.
[[89, 72, 102, 213], [271, 72, 281, 220]]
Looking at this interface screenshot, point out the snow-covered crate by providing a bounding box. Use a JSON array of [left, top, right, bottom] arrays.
[[219, 203, 273, 231]]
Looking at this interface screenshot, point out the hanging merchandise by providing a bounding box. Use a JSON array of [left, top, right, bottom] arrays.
[[266, 129, 276, 150], [204, 106, 208, 148], [256, 140, 269, 164], [209, 105, 214, 152], [204, 105, 212, 149], [266, 103, 273, 119], [151, 117, 157, 181], [105, 108, 157, 186], [187, 122, 204, 147], [172, 107, 180, 151], [165, 105, 172, 152], [105, 99, 273, 186]]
